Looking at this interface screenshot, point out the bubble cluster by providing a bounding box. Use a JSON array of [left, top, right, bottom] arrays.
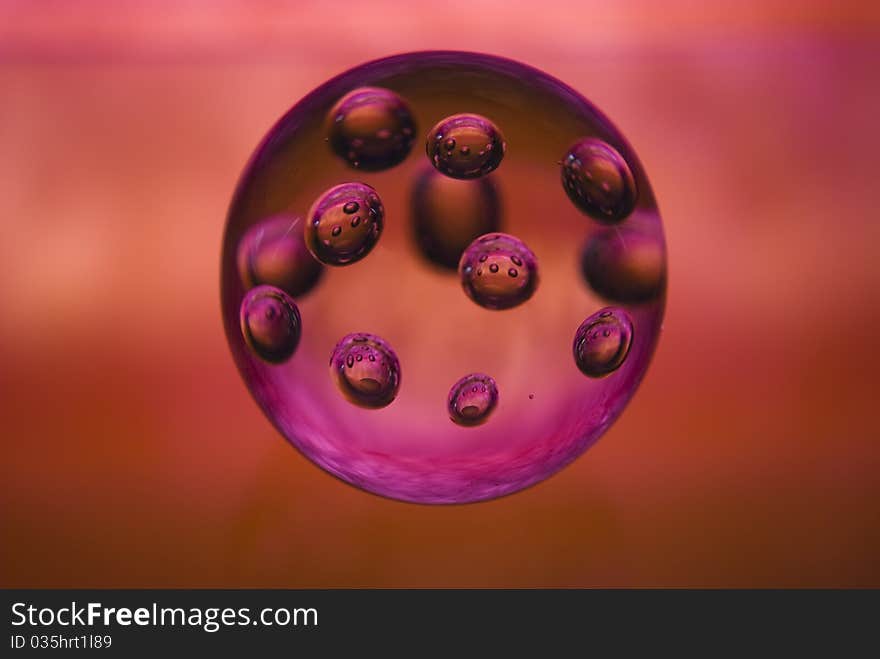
[[459, 232, 538, 310], [581, 227, 665, 304], [239, 285, 302, 364], [305, 182, 384, 266], [325, 87, 416, 171], [426, 113, 506, 179], [447, 373, 499, 427], [561, 138, 637, 223], [236, 214, 323, 298], [573, 308, 633, 378], [330, 333, 401, 409], [410, 167, 502, 269], [222, 52, 666, 504]]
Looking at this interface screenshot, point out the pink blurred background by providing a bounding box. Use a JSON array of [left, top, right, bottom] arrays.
[[2, 0, 879, 587]]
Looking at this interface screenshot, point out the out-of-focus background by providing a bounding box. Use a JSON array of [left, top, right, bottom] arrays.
[[2, 0, 879, 587]]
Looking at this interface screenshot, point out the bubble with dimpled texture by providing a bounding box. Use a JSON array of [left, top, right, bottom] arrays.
[[447, 373, 499, 427], [561, 138, 637, 223], [411, 167, 501, 270], [236, 214, 323, 298], [426, 113, 506, 179], [330, 333, 401, 409], [305, 182, 384, 266], [239, 285, 302, 364], [325, 87, 416, 171], [459, 232, 538, 310], [573, 308, 633, 377], [581, 227, 665, 304]]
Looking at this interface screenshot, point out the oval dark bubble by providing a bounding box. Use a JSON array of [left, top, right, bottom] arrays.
[[330, 332, 401, 409], [572, 307, 633, 377], [561, 137, 637, 223], [426, 113, 506, 179], [305, 182, 385, 266], [239, 285, 302, 364], [459, 232, 539, 310], [447, 373, 499, 427], [325, 87, 416, 171]]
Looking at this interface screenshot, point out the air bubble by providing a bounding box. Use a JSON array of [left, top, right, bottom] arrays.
[[459, 233, 538, 310], [236, 214, 323, 298], [330, 332, 401, 409], [561, 138, 637, 223], [573, 307, 633, 377], [325, 87, 416, 171], [426, 113, 506, 179], [239, 285, 302, 364], [305, 182, 384, 266], [447, 373, 499, 427], [410, 167, 501, 269]]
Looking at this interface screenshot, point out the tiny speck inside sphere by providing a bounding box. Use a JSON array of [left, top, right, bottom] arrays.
[[330, 332, 401, 409], [305, 182, 385, 266], [458, 232, 538, 310], [426, 113, 506, 179], [573, 307, 634, 377], [561, 138, 637, 223], [239, 285, 302, 364], [325, 87, 416, 171], [448, 373, 499, 426]]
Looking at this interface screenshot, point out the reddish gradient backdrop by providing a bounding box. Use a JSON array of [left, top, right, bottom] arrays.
[[2, 1, 879, 587]]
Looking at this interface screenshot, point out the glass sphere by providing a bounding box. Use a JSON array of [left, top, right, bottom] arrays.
[[221, 52, 667, 504]]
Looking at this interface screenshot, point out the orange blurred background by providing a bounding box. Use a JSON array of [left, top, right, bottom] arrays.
[[2, 0, 879, 587]]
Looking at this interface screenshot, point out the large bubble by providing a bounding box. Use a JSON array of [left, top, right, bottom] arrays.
[[221, 52, 667, 504]]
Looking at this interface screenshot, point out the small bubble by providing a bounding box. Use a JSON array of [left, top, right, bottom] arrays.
[[447, 373, 499, 427], [573, 307, 634, 378], [351, 216, 361, 228], [426, 113, 506, 179], [510, 255, 522, 267], [343, 201, 359, 214], [479, 254, 488, 262], [305, 182, 385, 266], [459, 233, 538, 310], [331, 332, 401, 409], [561, 137, 637, 223], [239, 285, 302, 364], [325, 87, 416, 171]]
